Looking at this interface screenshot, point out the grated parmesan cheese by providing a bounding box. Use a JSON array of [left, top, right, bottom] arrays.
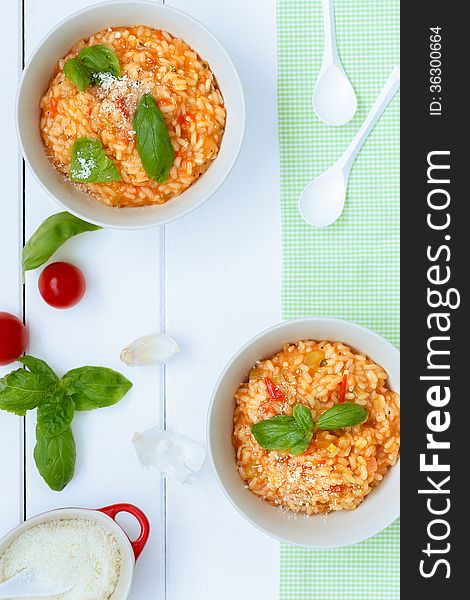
[[94, 72, 149, 131], [0, 519, 121, 600], [75, 157, 95, 180]]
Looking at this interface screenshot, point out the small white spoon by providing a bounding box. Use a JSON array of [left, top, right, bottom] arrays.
[[313, 0, 357, 125], [0, 568, 73, 598], [300, 65, 400, 227]]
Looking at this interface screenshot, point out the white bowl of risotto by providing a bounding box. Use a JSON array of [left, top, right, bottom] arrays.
[[16, 0, 245, 228], [208, 318, 400, 548]]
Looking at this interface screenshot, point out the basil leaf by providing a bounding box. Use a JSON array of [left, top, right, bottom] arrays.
[[70, 137, 121, 183], [64, 46, 120, 92], [251, 408, 314, 455], [251, 415, 299, 451], [0, 369, 56, 416], [293, 403, 314, 430], [78, 44, 121, 79], [289, 429, 313, 455], [62, 366, 132, 411], [34, 426, 76, 491], [133, 93, 174, 183], [63, 58, 92, 91], [18, 356, 58, 385], [317, 402, 369, 430], [37, 391, 75, 439], [22, 212, 101, 274]]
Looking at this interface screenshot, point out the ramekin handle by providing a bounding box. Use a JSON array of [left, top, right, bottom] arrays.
[[98, 503, 150, 560]]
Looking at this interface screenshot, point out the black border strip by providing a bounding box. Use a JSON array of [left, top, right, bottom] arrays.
[[402, 4, 464, 595]]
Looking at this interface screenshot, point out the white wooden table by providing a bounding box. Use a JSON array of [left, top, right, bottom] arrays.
[[0, 0, 280, 597]]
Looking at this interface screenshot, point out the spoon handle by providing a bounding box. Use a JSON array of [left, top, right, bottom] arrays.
[[340, 65, 400, 172], [321, 0, 339, 66]]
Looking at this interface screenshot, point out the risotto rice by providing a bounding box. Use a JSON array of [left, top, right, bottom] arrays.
[[40, 26, 226, 207], [233, 340, 400, 515]]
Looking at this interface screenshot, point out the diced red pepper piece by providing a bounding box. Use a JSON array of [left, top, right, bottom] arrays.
[[264, 377, 285, 400], [338, 374, 348, 403]]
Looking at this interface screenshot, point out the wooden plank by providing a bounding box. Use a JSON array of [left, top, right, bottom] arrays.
[[165, 0, 281, 598], [23, 2, 165, 597], [0, 0, 24, 534], [9, 1, 284, 597]]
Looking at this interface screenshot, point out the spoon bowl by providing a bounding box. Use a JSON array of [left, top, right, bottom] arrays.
[[314, 0, 357, 126], [299, 166, 347, 227], [300, 66, 400, 227], [313, 63, 357, 126]]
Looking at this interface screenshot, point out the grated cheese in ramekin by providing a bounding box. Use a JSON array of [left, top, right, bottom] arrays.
[[0, 518, 121, 599]]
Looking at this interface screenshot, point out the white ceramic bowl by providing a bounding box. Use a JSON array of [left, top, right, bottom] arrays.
[[16, 0, 245, 229], [0, 503, 149, 598], [208, 318, 400, 548]]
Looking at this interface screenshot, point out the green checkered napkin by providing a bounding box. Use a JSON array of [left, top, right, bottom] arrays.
[[277, 0, 400, 598]]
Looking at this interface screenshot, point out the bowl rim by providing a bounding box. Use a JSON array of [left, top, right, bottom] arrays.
[[0, 506, 136, 596], [15, 0, 246, 230], [206, 317, 400, 548]]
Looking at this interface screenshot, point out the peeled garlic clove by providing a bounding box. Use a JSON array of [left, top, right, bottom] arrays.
[[120, 333, 180, 366], [132, 427, 205, 484]]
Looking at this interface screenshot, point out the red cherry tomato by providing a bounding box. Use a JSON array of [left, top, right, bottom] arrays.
[[0, 312, 28, 366], [38, 262, 86, 309]]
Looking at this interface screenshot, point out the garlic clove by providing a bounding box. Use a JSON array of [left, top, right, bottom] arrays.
[[132, 427, 206, 484], [120, 333, 180, 366]]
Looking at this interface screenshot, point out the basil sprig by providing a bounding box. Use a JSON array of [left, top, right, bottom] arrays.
[[0, 355, 132, 491], [70, 137, 121, 183], [251, 404, 314, 455], [133, 93, 174, 183], [22, 212, 101, 275], [64, 44, 120, 91], [251, 402, 369, 455]]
